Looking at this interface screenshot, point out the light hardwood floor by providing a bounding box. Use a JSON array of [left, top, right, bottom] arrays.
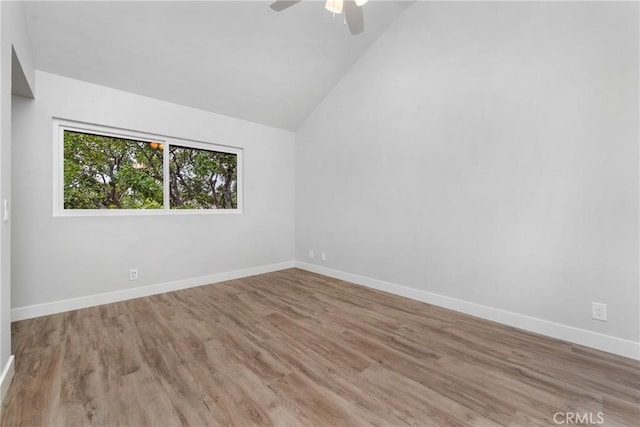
[[1, 269, 639, 426]]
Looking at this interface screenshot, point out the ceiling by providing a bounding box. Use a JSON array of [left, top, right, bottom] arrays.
[[24, 0, 411, 130]]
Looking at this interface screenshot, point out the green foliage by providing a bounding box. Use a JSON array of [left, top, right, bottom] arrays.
[[63, 131, 237, 210], [169, 146, 237, 209], [64, 131, 163, 209]]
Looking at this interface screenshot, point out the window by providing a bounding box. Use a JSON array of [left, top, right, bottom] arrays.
[[169, 145, 238, 209], [63, 130, 164, 210], [54, 119, 242, 215]]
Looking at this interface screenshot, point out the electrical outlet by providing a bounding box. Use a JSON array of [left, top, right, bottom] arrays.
[[592, 302, 607, 321], [321, 252, 327, 261], [309, 250, 314, 260], [129, 268, 138, 281]]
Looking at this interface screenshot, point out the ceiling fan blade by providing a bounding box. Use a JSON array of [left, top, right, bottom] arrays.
[[344, 0, 364, 35], [269, 0, 302, 12]]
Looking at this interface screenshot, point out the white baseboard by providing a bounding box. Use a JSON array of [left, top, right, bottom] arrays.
[[295, 262, 640, 361], [11, 260, 639, 360], [0, 355, 15, 406], [11, 261, 296, 322]]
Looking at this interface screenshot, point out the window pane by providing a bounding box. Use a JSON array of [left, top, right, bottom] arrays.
[[169, 145, 237, 209], [63, 130, 164, 209]]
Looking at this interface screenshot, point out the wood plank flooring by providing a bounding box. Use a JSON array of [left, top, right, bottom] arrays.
[[1, 268, 639, 426]]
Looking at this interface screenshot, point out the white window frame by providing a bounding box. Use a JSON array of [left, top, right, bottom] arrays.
[[53, 118, 243, 216]]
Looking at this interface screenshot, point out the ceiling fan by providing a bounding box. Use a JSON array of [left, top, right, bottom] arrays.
[[269, 0, 368, 35]]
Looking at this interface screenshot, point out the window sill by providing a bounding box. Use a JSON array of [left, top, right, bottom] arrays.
[[53, 209, 243, 217]]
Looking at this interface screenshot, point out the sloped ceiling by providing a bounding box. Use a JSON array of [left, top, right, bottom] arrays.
[[24, 0, 411, 130]]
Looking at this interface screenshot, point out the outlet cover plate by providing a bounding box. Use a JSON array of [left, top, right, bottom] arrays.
[[592, 302, 607, 321]]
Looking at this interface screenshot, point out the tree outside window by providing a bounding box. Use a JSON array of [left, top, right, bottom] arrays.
[[63, 130, 238, 211]]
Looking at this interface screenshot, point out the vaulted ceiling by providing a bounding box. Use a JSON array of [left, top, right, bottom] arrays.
[[24, 0, 411, 130]]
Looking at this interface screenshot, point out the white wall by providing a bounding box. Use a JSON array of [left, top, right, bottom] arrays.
[[296, 2, 639, 348], [11, 71, 294, 310], [1, 0, 35, 387]]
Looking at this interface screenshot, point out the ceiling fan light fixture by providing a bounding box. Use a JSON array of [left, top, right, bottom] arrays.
[[325, 0, 344, 14], [354, 0, 369, 6]]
